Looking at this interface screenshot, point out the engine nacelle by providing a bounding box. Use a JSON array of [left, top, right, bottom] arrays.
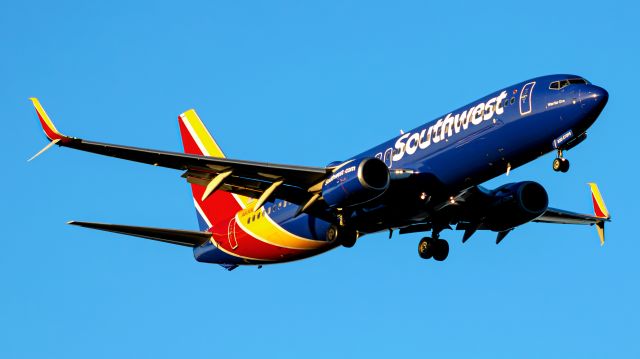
[[322, 158, 390, 208], [482, 181, 549, 232]]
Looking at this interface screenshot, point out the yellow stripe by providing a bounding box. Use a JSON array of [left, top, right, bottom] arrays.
[[588, 182, 610, 218], [181, 109, 224, 157], [236, 209, 328, 250], [30, 98, 61, 136]]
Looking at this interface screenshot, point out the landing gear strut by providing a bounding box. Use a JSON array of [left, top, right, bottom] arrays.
[[552, 150, 570, 173], [417, 232, 449, 261]]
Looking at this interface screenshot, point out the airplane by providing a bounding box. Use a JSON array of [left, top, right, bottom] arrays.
[[30, 74, 610, 270]]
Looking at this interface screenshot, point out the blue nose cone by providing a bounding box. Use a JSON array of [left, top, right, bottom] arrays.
[[582, 85, 609, 114], [575, 85, 608, 131]]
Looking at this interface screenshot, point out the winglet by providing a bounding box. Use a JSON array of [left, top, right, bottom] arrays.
[[588, 183, 610, 219], [29, 98, 69, 161], [30, 98, 65, 141], [588, 183, 610, 246]]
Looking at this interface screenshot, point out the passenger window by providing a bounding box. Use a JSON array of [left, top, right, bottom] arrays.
[[510, 97, 515, 105]]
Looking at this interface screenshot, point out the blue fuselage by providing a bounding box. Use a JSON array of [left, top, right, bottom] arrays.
[[195, 74, 608, 265]]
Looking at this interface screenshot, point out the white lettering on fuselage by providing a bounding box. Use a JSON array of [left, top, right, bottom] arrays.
[[393, 91, 508, 162], [547, 99, 565, 108], [325, 165, 356, 185]]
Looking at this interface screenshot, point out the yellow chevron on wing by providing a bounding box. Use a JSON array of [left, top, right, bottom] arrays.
[[181, 109, 253, 208], [236, 210, 328, 250]]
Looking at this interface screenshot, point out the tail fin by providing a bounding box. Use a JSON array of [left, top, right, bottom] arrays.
[[588, 182, 610, 246], [178, 109, 249, 230]]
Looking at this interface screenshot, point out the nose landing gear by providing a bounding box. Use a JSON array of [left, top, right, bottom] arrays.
[[552, 150, 570, 173]]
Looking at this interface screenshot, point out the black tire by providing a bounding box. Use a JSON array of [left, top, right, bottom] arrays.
[[342, 233, 357, 248], [418, 238, 433, 259], [552, 158, 562, 172], [560, 158, 570, 173], [328, 225, 357, 248], [432, 239, 449, 261]]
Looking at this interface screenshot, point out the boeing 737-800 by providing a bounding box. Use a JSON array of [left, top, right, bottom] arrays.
[[30, 74, 610, 270]]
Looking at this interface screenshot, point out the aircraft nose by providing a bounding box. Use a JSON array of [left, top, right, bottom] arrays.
[[581, 85, 609, 115]]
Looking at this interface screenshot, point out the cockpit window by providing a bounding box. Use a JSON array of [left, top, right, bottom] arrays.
[[549, 78, 589, 90], [568, 78, 588, 85]]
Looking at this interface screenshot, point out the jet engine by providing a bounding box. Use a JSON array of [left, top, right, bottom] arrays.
[[482, 181, 549, 231], [322, 158, 390, 208]]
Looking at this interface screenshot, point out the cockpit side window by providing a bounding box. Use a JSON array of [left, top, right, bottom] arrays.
[[558, 80, 570, 89], [549, 81, 559, 90]]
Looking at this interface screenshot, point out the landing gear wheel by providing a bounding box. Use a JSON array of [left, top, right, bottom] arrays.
[[341, 234, 357, 248], [552, 157, 570, 172], [553, 149, 570, 173], [418, 238, 433, 259], [328, 225, 358, 248], [432, 239, 449, 262]]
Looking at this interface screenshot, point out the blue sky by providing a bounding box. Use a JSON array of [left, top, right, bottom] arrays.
[[3, 1, 639, 357]]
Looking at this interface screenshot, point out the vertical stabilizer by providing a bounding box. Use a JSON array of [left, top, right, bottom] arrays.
[[178, 109, 249, 230]]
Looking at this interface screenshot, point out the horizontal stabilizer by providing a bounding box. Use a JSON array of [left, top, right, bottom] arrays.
[[68, 221, 212, 247]]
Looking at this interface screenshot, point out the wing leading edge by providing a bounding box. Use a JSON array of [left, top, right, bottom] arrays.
[[29, 99, 328, 210]]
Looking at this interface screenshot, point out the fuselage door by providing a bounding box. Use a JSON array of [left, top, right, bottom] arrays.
[[519, 81, 536, 115], [228, 216, 238, 249]]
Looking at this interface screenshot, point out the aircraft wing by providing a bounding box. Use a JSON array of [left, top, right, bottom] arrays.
[[30, 99, 328, 209], [534, 208, 610, 225], [534, 183, 611, 245]]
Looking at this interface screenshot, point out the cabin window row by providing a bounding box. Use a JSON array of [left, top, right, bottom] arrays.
[[246, 201, 288, 224]]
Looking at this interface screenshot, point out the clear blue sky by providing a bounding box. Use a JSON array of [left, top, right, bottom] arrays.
[[3, 1, 638, 357]]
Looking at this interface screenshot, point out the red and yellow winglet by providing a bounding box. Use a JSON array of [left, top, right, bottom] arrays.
[[28, 98, 69, 161], [588, 182, 610, 246]]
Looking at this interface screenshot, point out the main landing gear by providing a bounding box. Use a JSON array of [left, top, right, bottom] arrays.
[[552, 150, 570, 173], [418, 235, 449, 261]]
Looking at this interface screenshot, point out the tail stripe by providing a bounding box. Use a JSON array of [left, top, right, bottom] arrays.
[[179, 111, 221, 157]]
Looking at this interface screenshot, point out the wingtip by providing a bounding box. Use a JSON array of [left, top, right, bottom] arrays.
[[31, 98, 66, 142], [596, 221, 605, 246], [588, 182, 610, 219]]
